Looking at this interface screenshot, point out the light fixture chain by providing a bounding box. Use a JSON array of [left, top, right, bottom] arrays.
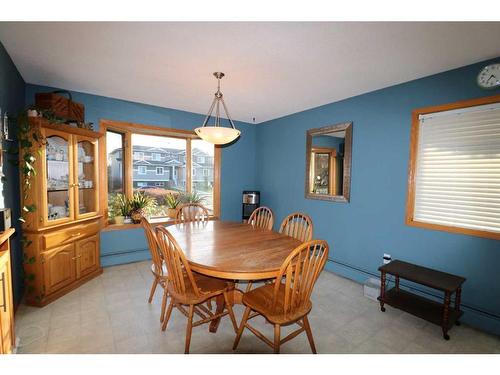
[[215, 97, 221, 127], [220, 98, 237, 129], [201, 96, 217, 127], [195, 71, 240, 145]]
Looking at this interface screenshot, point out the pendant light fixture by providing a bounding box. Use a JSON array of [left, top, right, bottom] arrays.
[[195, 72, 241, 145]]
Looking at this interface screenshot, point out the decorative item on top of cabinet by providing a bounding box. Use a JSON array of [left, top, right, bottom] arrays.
[[20, 117, 103, 306], [0, 228, 16, 354], [35, 90, 85, 123]]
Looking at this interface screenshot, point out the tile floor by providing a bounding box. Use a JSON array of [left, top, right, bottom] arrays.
[[14, 261, 500, 354]]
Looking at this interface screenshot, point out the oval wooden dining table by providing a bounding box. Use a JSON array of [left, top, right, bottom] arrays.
[[166, 220, 302, 332]]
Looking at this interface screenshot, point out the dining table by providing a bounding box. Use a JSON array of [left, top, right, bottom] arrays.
[[166, 220, 302, 332]]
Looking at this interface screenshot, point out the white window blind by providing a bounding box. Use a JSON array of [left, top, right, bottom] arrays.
[[413, 103, 500, 234]]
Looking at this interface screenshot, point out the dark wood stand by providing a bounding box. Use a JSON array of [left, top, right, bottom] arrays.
[[378, 260, 466, 340]]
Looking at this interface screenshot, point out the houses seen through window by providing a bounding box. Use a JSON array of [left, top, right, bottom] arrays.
[[132, 133, 187, 217], [105, 125, 217, 221], [192, 139, 215, 211]]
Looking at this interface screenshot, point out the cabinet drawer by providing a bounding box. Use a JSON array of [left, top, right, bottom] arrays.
[[42, 221, 99, 249]]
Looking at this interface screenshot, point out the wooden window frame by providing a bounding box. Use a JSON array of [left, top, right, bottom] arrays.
[[406, 94, 500, 240], [99, 119, 221, 230]]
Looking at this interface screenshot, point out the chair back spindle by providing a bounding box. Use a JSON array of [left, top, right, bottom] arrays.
[[175, 203, 210, 224], [279, 212, 313, 242], [155, 226, 200, 299], [248, 206, 274, 230], [140, 217, 165, 277], [272, 240, 328, 315]]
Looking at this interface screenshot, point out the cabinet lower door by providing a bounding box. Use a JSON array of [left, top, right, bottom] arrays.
[[0, 255, 14, 354], [76, 235, 99, 279], [42, 243, 76, 296]]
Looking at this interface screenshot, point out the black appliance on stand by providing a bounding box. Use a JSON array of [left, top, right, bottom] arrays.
[[242, 191, 260, 222]]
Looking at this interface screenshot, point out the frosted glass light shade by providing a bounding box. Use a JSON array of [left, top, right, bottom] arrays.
[[194, 126, 241, 145]]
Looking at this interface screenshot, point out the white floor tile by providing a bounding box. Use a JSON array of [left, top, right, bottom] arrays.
[[13, 260, 500, 354]]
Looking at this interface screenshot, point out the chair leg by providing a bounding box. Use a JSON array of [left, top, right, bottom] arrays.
[[274, 324, 281, 354], [245, 281, 253, 292], [162, 299, 174, 331], [160, 289, 168, 322], [207, 299, 212, 311], [233, 306, 252, 350], [148, 277, 159, 303], [184, 305, 194, 354], [303, 316, 317, 354], [223, 291, 238, 333]]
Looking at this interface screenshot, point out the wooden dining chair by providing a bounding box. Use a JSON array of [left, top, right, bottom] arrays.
[[244, 206, 275, 292], [279, 212, 313, 242], [248, 206, 274, 230], [233, 239, 329, 354], [155, 226, 238, 354], [140, 217, 170, 323], [175, 203, 210, 224]]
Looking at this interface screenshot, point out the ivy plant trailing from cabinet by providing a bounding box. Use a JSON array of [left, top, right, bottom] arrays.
[[8, 107, 65, 300]]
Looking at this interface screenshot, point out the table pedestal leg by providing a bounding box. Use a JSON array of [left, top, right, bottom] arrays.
[[208, 294, 225, 333], [208, 284, 240, 333], [442, 291, 451, 340]]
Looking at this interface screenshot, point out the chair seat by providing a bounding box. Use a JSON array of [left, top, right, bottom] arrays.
[[168, 271, 233, 304], [242, 283, 312, 324], [194, 272, 233, 294]]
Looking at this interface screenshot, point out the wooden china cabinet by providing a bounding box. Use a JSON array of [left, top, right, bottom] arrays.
[[0, 229, 15, 353], [22, 118, 103, 306]]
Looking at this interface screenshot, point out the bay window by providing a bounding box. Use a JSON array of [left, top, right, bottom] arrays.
[[101, 120, 220, 225]]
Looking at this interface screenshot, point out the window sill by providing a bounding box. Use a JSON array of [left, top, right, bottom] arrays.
[[101, 217, 176, 232], [101, 216, 219, 232]]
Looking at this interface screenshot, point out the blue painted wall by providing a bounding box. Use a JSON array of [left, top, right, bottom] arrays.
[[0, 42, 25, 305], [256, 58, 500, 335], [25, 84, 257, 267], [4, 44, 499, 335]]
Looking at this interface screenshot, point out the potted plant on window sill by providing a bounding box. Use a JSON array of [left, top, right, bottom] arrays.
[[165, 192, 181, 219], [129, 191, 157, 223], [113, 193, 130, 225], [180, 191, 206, 217]]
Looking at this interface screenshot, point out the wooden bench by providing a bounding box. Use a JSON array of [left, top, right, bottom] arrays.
[[378, 260, 466, 340]]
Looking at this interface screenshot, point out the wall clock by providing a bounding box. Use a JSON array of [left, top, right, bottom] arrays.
[[477, 63, 500, 89]]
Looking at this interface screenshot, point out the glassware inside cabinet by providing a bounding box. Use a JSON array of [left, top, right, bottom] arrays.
[[46, 135, 71, 221], [76, 140, 97, 215]]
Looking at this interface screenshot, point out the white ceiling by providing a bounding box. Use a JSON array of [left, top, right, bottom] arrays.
[[1, 22, 499, 124]]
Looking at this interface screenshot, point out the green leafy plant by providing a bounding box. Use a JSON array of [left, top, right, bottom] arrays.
[[129, 191, 157, 223], [165, 192, 181, 209], [179, 191, 206, 205], [12, 107, 73, 301], [112, 193, 131, 217], [10, 107, 65, 301]]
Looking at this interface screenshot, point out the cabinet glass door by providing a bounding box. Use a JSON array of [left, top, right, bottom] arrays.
[[75, 136, 98, 218], [45, 134, 72, 223]]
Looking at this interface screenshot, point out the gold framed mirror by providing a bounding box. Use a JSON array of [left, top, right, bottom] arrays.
[[305, 122, 352, 202]]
